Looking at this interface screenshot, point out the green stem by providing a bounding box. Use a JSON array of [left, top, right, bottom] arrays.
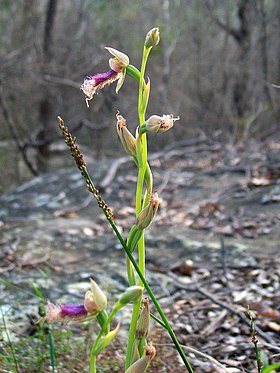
[[96, 310, 109, 334], [89, 355, 97, 373], [126, 46, 152, 369], [138, 47, 151, 120], [248, 308, 263, 373], [125, 297, 141, 369], [89, 309, 117, 372], [136, 46, 152, 284]]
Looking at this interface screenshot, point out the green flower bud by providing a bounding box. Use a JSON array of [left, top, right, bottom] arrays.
[[136, 298, 150, 339], [136, 192, 159, 230], [116, 111, 136, 156], [145, 28, 160, 48], [119, 286, 143, 306]]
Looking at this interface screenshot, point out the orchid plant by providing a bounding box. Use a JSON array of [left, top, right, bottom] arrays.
[[45, 28, 193, 373]]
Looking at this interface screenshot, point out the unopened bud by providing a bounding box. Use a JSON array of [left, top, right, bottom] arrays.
[[136, 192, 159, 230], [116, 111, 136, 156], [119, 286, 143, 306], [136, 298, 150, 339], [84, 278, 107, 313], [146, 114, 179, 133], [145, 27, 160, 48], [125, 344, 156, 373]]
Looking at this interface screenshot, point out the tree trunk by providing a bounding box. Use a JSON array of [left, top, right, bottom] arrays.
[[232, 0, 251, 121], [255, 0, 273, 109], [36, 0, 58, 171]]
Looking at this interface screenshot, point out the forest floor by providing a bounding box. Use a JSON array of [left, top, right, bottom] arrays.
[[0, 138, 279, 372]]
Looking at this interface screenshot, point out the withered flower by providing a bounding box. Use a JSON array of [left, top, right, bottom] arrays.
[[145, 114, 179, 133]]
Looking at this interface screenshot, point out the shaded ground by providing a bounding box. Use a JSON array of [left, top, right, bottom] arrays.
[[0, 139, 279, 372]]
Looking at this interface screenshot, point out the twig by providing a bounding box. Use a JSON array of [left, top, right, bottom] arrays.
[[98, 143, 220, 191], [220, 237, 231, 287], [203, 309, 228, 337], [156, 169, 171, 195], [99, 156, 130, 190], [20, 254, 51, 268], [43, 74, 81, 89], [81, 118, 111, 131], [168, 271, 276, 345], [158, 342, 231, 373], [0, 85, 38, 176]]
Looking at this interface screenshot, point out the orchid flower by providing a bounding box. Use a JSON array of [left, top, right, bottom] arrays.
[[44, 278, 107, 324], [80, 47, 129, 107]]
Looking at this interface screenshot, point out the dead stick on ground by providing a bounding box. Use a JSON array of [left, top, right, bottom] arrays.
[[158, 343, 231, 373], [168, 271, 276, 345]]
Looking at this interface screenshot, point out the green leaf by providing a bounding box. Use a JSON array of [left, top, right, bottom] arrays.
[[0, 279, 35, 297], [261, 363, 280, 373], [48, 330, 56, 372], [28, 281, 44, 300]]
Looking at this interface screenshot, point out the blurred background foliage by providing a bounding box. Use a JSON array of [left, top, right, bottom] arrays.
[[0, 0, 280, 191]]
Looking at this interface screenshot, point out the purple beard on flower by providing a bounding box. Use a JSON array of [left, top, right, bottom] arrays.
[[80, 69, 119, 106], [88, 69, 118, 86], [60, 304, 88, 318]]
